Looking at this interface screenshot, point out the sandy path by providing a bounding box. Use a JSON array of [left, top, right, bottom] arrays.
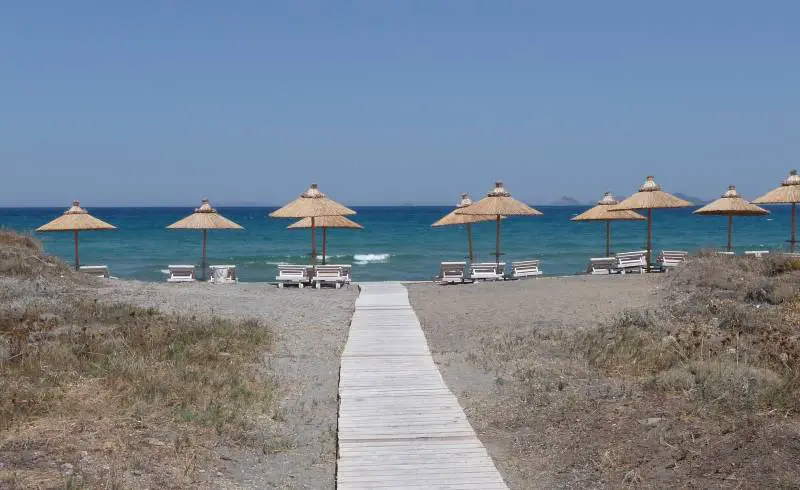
[[408, 275, 659, 489], [90, 280, 357, 489]]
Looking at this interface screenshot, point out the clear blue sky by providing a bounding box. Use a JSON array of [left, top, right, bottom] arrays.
[[2, 1, 799, 206]]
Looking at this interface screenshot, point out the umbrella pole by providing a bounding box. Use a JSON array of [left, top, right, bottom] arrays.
[[311, 217, 317, 266], [322, 227, 327, 265], [793, 203, 797, 253], [646, 209, 653, 270], [466, 222, 474, 262], [727, 215, 733, 252], [201, 229, 208, 281], [606, 220, 611, 257], [73, 230, 80, 271], [495, 215, 501, 266]]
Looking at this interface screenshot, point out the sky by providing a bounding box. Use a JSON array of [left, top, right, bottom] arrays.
[[1, 1, 799, 206]]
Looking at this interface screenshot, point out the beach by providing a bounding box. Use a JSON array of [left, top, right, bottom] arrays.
[[0, 230, 357, 490], [409, 276, 659, 488], [90, 280, 358, 488], [4, 226, 800, 489]]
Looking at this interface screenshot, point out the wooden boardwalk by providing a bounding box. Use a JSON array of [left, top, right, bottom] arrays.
[[337, 282, 507, 489]]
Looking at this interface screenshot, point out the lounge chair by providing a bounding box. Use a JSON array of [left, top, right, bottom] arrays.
[[745, 250, 770, 258], [511, 260, 542, 279], [312, 265, 347, 289], [209, 265, 237, 284], [79, 265, 110, 278], [470, 262, 505, 281], [276, 264, 312, 288], [658, 250, 689, 270], [615, 251, 647, 274], [589, 257, 618, 275], [439, 262, 467, 284], [167, 265, 196, 283], [327, 264, 353, 284], [716, 251, 735, 257]]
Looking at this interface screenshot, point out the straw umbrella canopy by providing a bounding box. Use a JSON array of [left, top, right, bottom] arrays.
[[269, 183, 356, 265], [571, 192, 646, 257], [612, 176, 692, 269], [36, 201, 117, 270], [287, 215, 363, 265], [694, 186, 768, 252], [167, 199, 243, 280], [456, 182, 543, 265], [432, 193, 498, 262], [753, 170, 800, 252]]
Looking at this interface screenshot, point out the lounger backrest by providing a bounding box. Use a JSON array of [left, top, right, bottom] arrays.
[[471, 262, 504, 274], [615, 252, 646, 267], [512, 260, 540, 272], [79, 265, 110, 278], [314, 265, 345, 279], [277, 265, 309, 278], [169, 266, 195, 275], [441, 262, 466, 276]]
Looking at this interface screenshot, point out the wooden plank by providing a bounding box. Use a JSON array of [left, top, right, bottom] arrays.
[[337, 282, 507, 489]]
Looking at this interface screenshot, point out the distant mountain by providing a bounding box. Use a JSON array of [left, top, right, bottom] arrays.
[[673, 192, 708, 205], [549, 196, 583, 206]]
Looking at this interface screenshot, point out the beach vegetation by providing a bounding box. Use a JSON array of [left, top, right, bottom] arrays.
[[0, 231, 276, 488], [577, 253, 800, 414]]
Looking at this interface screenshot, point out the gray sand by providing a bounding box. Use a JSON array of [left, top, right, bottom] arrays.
[[408, 275, 660, 489], [90, 280, 357, 489]]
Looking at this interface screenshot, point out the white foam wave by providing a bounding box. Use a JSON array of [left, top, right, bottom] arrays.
[[353, 253, 390, 265], [160, 269, 169, 275]]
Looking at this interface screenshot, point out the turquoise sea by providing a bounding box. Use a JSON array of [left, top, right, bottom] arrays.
[[0, 206, 792, 282]]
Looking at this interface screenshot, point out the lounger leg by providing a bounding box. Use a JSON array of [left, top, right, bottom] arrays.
[[335, 282, 341, 289], [315, 282, 321, 289], [299, 283, 304, 289], [278, 282, 284, 289]]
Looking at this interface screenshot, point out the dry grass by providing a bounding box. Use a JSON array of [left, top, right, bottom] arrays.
[[0, 232, 276, 489], [577, 254, 800, 415]]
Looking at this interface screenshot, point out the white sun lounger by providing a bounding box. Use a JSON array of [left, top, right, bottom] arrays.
[[209, 265, 238, 284], [745, 250, 770, 258], [716, 251, 735, 257], [312, 265, 348, 289], [439, 262, 467, 284], [470, 262, 505, 281], [658, 250, 689, 270], [511, 259, 542, 278], [589, 257, 618, 275], [276, 264, 312, 288], [615, 251, 647, 274], [326, 264, 353, 284], [79, 265, 110, 278], [167, 265, 196, 283]]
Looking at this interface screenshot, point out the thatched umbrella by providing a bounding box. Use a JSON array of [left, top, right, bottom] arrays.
[[571, 192, 646, 257], [167, 199, 243, 280], [36, 201, 117, 270], [432, 193, 498, 262], [288, 215, 363, 265], [612, 176, 692, 269], [456, 182, 543, 265], [694, 186, 768, 252], [269, 183, 355, 265], [753, 170, 800, 252]]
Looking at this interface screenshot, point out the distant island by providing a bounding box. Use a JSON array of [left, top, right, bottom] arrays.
[[673, 192, 708, 205], [548, 196, 584, 206]]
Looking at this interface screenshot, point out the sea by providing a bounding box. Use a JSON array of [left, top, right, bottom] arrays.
[[0, 206, 792, 282]]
